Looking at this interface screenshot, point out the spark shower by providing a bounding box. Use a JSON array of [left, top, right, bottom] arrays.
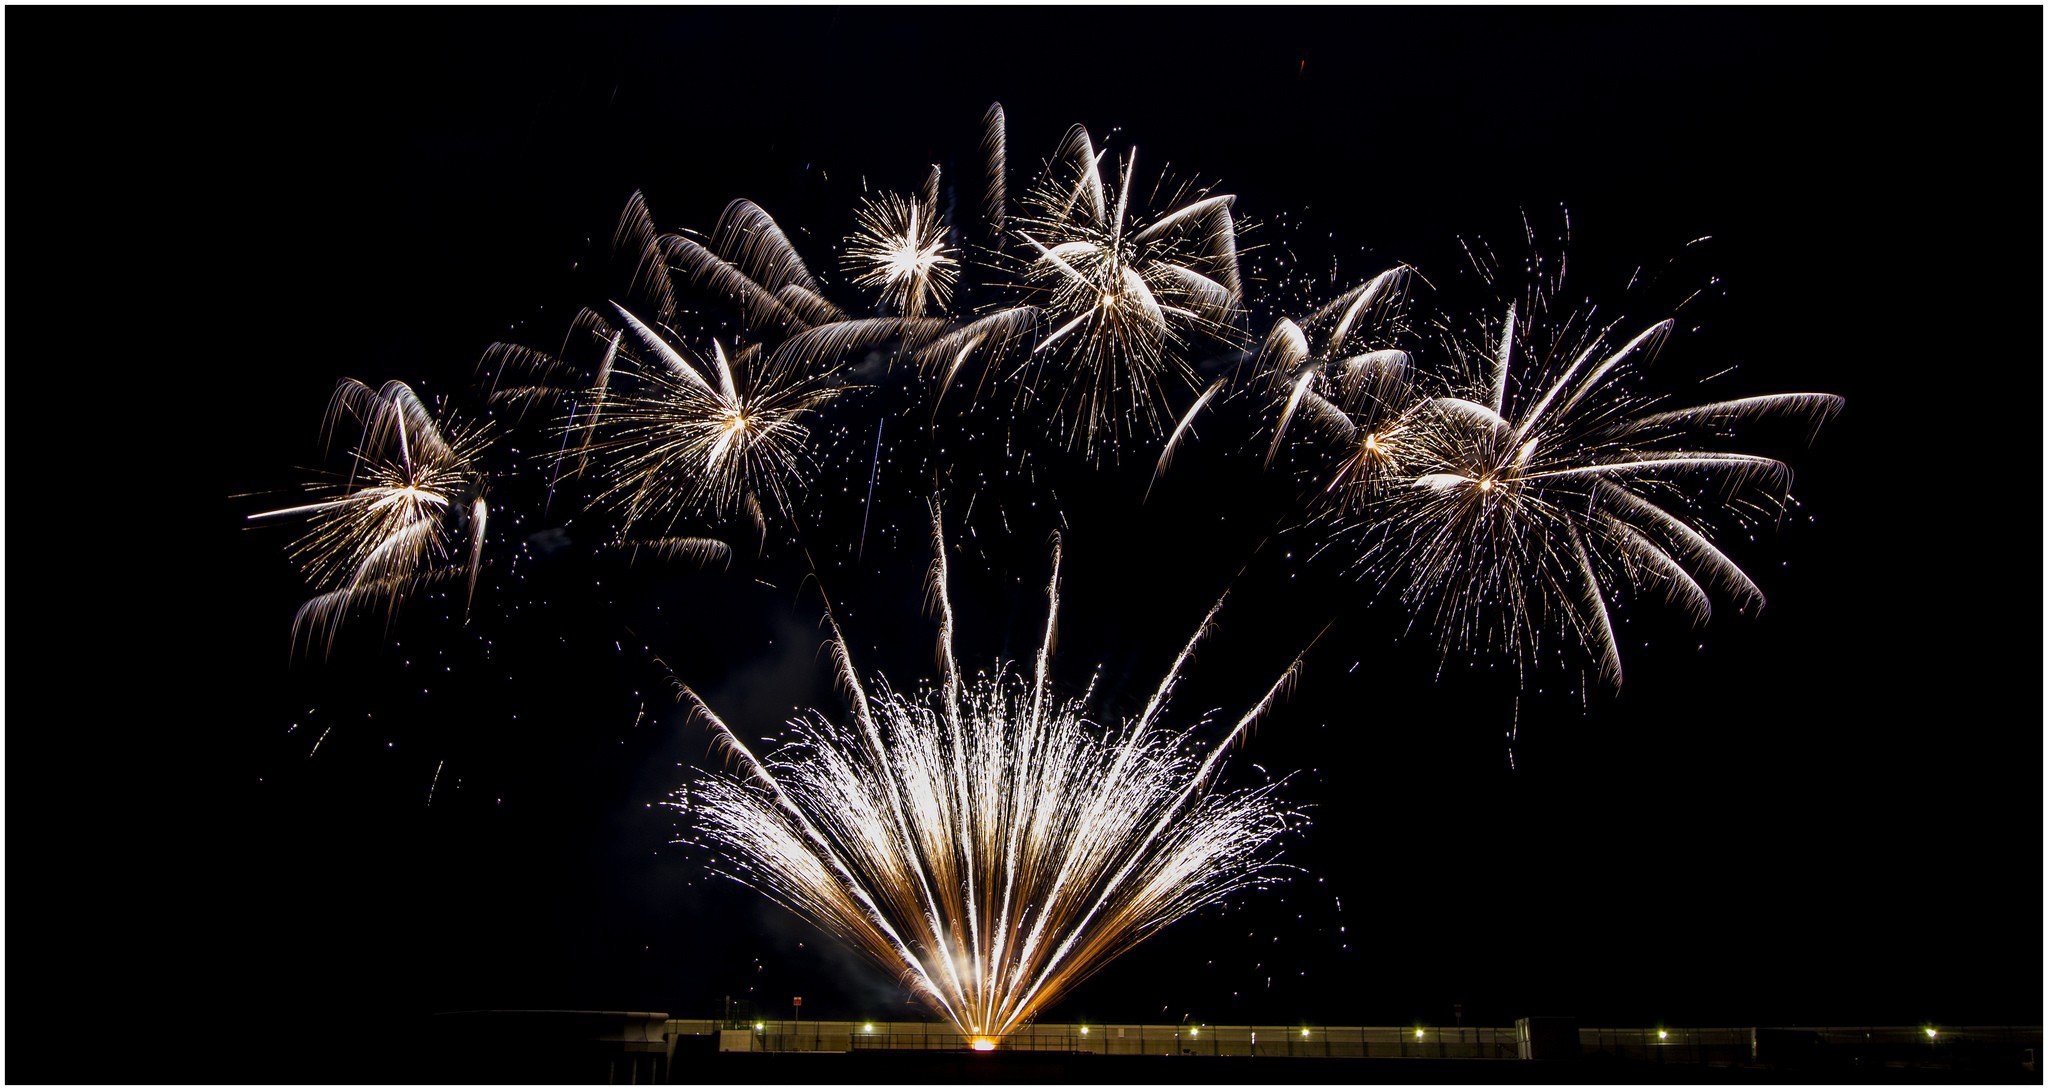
[[678, 506, 1303, 1037]]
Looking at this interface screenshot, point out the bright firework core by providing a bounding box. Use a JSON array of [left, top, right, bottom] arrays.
[[676, 504, 1305, 1038]]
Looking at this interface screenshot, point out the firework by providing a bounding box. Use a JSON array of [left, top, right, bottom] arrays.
[[1342, 300, 1842, 686], [249, 378, 490, 651], [977, 102, 1009, 246], [660, 197, 846, 338], [482, 188, 966, 545], [584, 305, 852, 530], [845, 168, 959, 320], [974, 125, 1244, 459], [1157, 266, 1423, 506], [676, 504, 1304, 1038]]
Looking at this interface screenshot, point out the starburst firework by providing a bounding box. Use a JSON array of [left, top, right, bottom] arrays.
[[676, 506, 1304, 1037], [846, 169, 959, 321]]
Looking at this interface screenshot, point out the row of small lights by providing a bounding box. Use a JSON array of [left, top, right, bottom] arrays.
[[752, 1023, 1441, 1039], [751, 1022, 1948, 1043]]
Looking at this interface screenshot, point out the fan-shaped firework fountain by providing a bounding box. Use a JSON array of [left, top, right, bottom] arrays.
[[676, 505, 1305, 1038]]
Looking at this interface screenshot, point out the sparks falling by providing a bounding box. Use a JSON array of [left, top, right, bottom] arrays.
[[676, 504, 1304, 1038]]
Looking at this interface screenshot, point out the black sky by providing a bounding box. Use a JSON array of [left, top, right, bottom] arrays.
[[7, 7, 2043, 1082]]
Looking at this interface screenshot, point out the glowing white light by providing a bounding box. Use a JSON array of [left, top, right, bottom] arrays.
[[847, 190, 959, 320]]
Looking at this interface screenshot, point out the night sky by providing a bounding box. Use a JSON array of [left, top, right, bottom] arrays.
[[8, 7, 2043, 1082]]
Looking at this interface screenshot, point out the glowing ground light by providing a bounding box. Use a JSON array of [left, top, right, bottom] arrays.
[[1415, 1028, 1427, 1039], [1080, 1027, 1089, 1036], [972, 1038, 998, 1052], [1190, 1027, 1198, 1037], [863, 1023, 873, 1033], [1302, 1028, 1311, 1038], [1658, 1029, 1670, 1040], [1926, 1027, 1940, 1039], [754, 1022, 763, 1031]]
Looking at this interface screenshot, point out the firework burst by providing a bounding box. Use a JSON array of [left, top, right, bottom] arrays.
[[584, 305, 852, 531], [846, 168, 959, 321], [675, 505, 1304, 1037], [1339, 298, 1842, 687], [480, 189, 952, 541], [984, 125, 1245, 459], [249, 378, 490, 651], [1236, 266, 1423, 500]]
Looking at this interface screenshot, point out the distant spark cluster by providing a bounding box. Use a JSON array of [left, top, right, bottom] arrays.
[[676, 507, 1302, 1037]]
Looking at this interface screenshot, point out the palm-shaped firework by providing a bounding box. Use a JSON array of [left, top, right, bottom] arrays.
[[1255, 266, 1422, 498], [587, 306, 854, 530], [249, 378, 490, 652], [1351, 301, 1842, 687], [994, 125, 1245, 460]]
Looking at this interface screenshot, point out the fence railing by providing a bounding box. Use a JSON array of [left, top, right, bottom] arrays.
[[710, 1020, 1520, 1058], [694, 1018, 2041, 1069]]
